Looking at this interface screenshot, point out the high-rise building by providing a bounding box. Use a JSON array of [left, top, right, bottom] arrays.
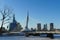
[[50, 23, 54, 31], [43, 24, 48, 31], [37, 23, 41, 31]]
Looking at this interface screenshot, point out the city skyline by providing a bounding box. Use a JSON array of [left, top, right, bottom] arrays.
[[0, 0, 60, 29]]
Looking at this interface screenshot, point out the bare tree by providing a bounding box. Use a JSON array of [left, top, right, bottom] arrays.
[[0, 8, 12, 30]]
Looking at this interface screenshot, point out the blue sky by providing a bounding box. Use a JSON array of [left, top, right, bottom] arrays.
[[0, 0, 60, 29]]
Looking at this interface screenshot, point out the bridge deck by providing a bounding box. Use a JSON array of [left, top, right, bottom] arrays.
[[2, 31, 60, 34], [26, 31, 60, 34]]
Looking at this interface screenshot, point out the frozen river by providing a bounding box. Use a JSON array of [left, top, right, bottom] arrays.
[[0, 36, 60, 40]]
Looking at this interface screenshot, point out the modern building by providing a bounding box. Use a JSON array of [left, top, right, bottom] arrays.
[[9, 14, 22, 32], [50, 23, 54, 31], [43, 24, 48, 31], [12, 22, 23, 32], [9, 14, 17, 31], [37, 23, 41, 31]]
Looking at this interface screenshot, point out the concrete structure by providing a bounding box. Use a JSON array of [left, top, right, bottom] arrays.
[[24, 11, 30, 32], [24, 31, 60, 39]]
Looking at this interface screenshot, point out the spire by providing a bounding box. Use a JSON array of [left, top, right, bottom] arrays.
[[25, 11, 29, 29], [13, 14, 16, 22]]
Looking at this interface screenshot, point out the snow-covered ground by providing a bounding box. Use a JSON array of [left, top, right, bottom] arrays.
[[0, 36, 60, 40]]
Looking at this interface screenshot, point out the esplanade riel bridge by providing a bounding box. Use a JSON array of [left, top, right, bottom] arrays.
[[24, 30, 60, 38]]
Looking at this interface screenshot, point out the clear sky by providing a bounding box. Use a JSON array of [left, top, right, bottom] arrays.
[[0, 0, 60, 29]]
